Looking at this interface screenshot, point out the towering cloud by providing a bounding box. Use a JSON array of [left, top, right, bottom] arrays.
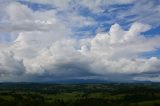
[[0, 0, 159, 82], [0, 21, 160, 82]]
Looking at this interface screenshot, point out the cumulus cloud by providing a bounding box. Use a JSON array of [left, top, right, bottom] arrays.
[[0, 21, 160, 81], [0, 1, 160, 82], [0, 50, 26, 82], [0, 2, 71, 36]]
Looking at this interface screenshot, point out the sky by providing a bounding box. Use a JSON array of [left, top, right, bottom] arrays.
[[0, 0, 160, 82]]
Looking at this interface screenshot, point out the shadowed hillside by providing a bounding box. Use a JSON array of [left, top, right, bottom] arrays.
[[0, 83, 160, 106]]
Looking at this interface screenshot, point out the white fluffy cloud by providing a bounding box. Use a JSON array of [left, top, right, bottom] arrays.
[[0, 21, 159, 81], [0, 1, 159, 82], [0, 2, 71, 36]]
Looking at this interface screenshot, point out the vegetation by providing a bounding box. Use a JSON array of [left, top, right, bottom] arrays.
[[0, 83, 160, 106]]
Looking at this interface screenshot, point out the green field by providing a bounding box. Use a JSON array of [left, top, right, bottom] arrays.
[[0, 83, 160, 106]]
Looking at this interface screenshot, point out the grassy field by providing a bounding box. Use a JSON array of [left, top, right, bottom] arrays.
[[0, 83, 160, 106]]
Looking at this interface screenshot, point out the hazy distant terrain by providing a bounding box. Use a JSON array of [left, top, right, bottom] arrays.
[[0, 83, 160, 106]]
